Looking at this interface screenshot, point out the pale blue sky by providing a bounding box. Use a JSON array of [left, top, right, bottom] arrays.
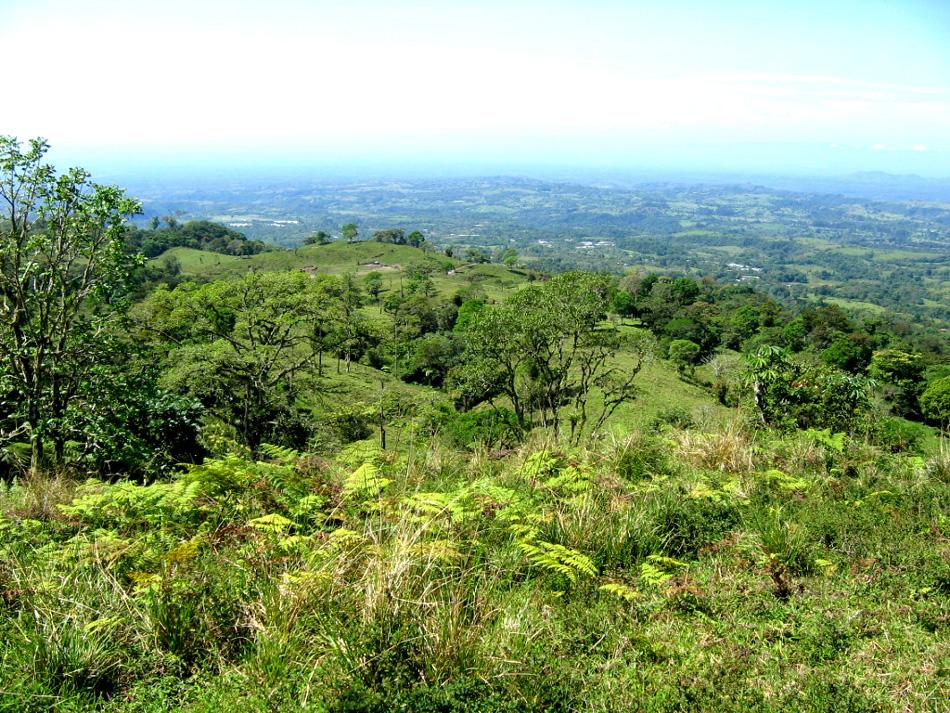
[[2, 0, 949, 176]]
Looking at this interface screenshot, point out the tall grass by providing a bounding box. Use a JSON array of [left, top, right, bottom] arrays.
[[2, 427, 950, 711]]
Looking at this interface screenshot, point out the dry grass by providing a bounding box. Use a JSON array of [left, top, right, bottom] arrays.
[[669, 419, 757, 473]]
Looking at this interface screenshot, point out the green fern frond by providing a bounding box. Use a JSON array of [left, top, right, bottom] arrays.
[[544, 465, 592, 494], [507, 522, 540, 540], [183, 456, 255, 495], [343, 462, 392, 498], [160, 537, 206, 563], [640, 555, 686, 587], [409, 539, 463, 562], [402, 491, 452, 515], [518, 539, 597, 583], [600, 582, 640, 601], [59, 478, 204, 529], [647, 555, 689, 569], [258, 443, 301, 464], [517, 450, 562, 480], [248, 513, 295, 533], [760, 469, 810, 492], [402, 491, 473, 522], [291, 494, 328, 519], [324, 527, 365, 552], [338, 439, 383, 468]]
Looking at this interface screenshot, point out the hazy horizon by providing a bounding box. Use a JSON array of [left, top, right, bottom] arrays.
[[43, 142, 950, 197], [5, 0, 950, 185]]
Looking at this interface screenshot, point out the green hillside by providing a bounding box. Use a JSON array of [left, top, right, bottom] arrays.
[[6, 143, 950, 713]]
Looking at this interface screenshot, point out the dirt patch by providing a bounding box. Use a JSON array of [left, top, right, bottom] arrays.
[[357, 261, 401, 272]]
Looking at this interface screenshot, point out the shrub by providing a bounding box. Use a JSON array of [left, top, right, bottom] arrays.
[[648, 407, 696, 433], [871, 416, 927, 453], [442, 407, 524, 450]]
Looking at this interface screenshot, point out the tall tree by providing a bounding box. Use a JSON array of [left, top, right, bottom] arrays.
[[0, 137, 141, 472], [460, 272, 651, 442], [139, 271, 346, 449], [341, 223, 359, 243]]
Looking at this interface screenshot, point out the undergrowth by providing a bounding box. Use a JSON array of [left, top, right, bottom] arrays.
[[1, 426, 949, 711]]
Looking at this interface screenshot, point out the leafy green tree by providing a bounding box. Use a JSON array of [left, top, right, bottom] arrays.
[[453, 298, 486, 333], [373, 228, 405, 244], [139, 271, 345, 449], [920, 376, 950, 429], [364, 271, 384, 303], [609, 289, 636, 322], [801, 305, 852, 349], [821, 334, 873, 374], [460, 272, 651, 442], [303, 230, 331, 245], [743, 345, 874, 433], [868, 349, 924, 416], [781, 318, 808, 351], [342, 223, 359, 243], [0, 137, 142, 472], [729, 305, 761, 344], [668, 339, 701, 376], [56, 344, 204, 475], [742, 346, 796, 428], [671, 277, 700, 305]]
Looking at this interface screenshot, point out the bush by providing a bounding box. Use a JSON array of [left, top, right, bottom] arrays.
[[648, 407, 696, 432], [613, 432, 672, 481], [442, 407, 524, 449], [871, 416, 927, 453]]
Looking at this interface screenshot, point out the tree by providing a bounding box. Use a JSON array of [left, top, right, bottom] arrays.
[[460, 272, 652, 443], [743, 345, 874, 433], [668, 339, 701, 376], [139, 271, 346, 450], [670, 277, 700, 305], [868, 349, 924, 417], [303, 230, 331, 245], [920, 376, 950, 430], [0, 137, 142, 473], [364, 271, 384, 303], [373, 228, 405, 244], [342, 223, 359, 243]]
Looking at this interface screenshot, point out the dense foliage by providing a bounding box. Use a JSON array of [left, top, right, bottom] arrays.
[[4, 428, 950, 711], [4, 139, 950, 711], [126, 220, 269, 258]]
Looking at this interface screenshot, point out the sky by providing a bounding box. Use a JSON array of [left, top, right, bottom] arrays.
[[2, 0, 950, 179]]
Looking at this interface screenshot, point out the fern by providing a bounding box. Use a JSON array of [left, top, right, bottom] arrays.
[[182, 456, 256, 495], [401, 491, 474, 523], [760, 469, 810, 492], [326, 527, 364, 549], [640, 561, 674, 587], [517, 450, 562, 480], [805, 428, 845, 453], [291, 494, 328, 521], [599, 582, 640, 601], [640, 556, 686, 587], [248, 513, 296, 533], [160, 537, 206, 564], [342, 462, 392, 498], [337, 439, 383, 468], [59, 479, 204, 529], [518, 539, 598, 583], [258, 443, 301, 464], [544, 465, 592, 496], [409, 539, 464, 562]]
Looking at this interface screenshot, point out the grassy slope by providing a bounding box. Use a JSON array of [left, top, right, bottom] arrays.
[[5, 244, 949, 710], [3, 427, 950, 712], [153, 243, 734, 434]]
